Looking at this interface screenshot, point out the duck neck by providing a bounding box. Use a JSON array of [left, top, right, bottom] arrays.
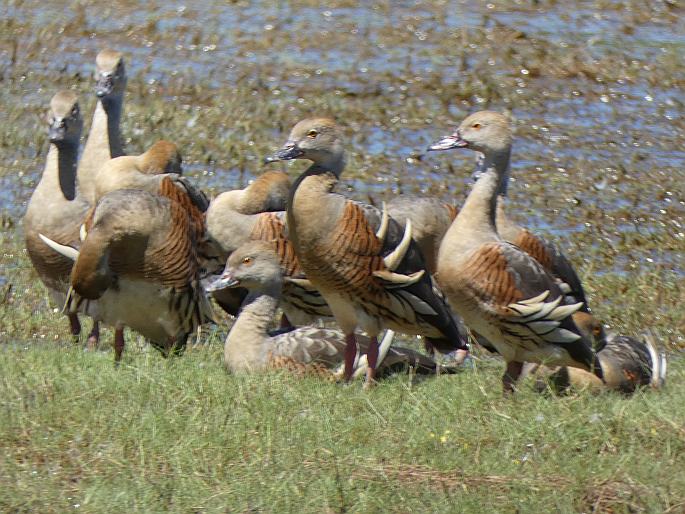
[[56, 139, 79, 200], [455, 148, 511, 239], [286, 160, 342, 247], [224, 287, 281, 369], [79, 95, 124, 203], [478, 150, 520, 240], [475, 151, 510, 196], [38, 139, 79, 201], [100, 95, 125, 158]]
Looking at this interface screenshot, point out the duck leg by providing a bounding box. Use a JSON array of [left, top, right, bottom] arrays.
[[503, 361, 524, 394], [364, 336, 380, 388], [68, 313, 81, 341], [343, 333, 358, 382], [113, 325, 125, 363], [86, 321, 100, 350]]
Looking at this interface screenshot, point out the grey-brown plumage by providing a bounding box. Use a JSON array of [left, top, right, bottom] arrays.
[[41, 182, 213, 362], [470, 139, 589, 309], [205, 172, 331, 323], [428, 111, 601, 393], [496, 199, 589, 310], [79, 49, 127, 204], [522, 312, 666, 393], [387, 196, 459, 275], [208, 241, 450, 378], [23, 91, 94, 339], [266, 118, 468, 384], [92, 140, 186, 203]]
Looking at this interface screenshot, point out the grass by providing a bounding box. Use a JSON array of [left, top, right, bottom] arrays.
[[1, 341, 684, 513]]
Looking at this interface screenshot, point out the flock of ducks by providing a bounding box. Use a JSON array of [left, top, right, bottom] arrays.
[[26, 49, 667, 395]]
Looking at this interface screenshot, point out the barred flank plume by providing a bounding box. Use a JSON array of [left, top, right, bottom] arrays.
[[512, 229, 552, 270], [461, 243, 524, 307]]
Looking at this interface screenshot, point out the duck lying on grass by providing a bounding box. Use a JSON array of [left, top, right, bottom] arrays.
[[207, 240, 458, 381], [522, 312, 667, 394]]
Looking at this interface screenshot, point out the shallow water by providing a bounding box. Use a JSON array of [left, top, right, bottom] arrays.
[[1, 0, 683, 280]]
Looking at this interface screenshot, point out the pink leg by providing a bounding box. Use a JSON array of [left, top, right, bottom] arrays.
[[343, 333, 358, 382], [68, 313, 81, 339], [503, 361, 524, 395], [86, 321, 100, 350], [113, 326, 125, 364], [365, 336, 379, 387]]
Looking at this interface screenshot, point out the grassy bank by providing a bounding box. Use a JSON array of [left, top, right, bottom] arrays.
[[1, 342, 684, 513], [1, 222, 683, 512]]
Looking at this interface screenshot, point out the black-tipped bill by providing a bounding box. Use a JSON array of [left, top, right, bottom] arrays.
[[263, 143, 303, 164], [427, 134, 468, 152], [205, 270, 240, 292], [95, 73, 114, 97]]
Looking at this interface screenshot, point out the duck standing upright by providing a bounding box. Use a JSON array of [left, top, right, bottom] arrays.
[[470, 148, 589, 309], [266, 118, 468, 384], [427, 111, 601, 393], [41, 185, 213, 362], [78, 48, 127, 205], [24, 91, 91, 339]]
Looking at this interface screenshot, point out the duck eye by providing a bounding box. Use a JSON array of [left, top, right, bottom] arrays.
[[472, 123, 481, 129], [307, 130, 318, 139], [242, 256, 252, 265]]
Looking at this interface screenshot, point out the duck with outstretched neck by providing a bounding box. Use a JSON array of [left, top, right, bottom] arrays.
[[23, 91, 97, 344], [78, 48, 127, 205], [427, 110, 601, 393]]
